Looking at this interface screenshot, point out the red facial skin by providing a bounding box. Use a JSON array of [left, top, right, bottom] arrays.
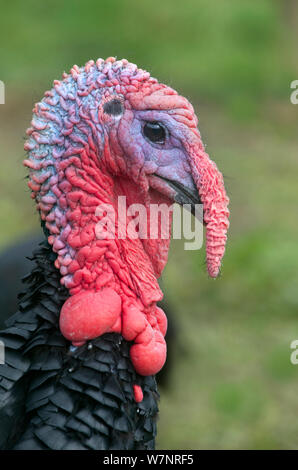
[[24, 57, 229, 378]]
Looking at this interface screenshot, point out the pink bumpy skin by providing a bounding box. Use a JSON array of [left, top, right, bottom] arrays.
[[24, 57, 229, 376]]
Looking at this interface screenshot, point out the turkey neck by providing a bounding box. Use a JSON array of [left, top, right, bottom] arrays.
[[0, 237, 159, 450]]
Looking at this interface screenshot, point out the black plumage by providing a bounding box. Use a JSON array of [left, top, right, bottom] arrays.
[[0, 234, 42, 328]]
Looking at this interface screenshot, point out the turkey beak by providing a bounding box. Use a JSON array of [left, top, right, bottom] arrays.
[[155, 175, 201, 217]]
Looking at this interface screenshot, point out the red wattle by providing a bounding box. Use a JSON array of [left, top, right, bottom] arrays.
[[130, 329, 167, 376], [120, 302, 167, 375], [59, 288, 122, 345], [122, 302, 147, 342], [60, 290, 167, 376], [155, 306, 167, 337]]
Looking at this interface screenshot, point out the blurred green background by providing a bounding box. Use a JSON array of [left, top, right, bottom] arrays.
[[0, 0, 298, 449]]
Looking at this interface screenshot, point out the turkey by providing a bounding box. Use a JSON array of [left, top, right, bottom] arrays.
[[0, 57, 229, 450]]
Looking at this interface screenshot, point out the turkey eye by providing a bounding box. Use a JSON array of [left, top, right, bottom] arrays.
[[143, 121, 166, 144]]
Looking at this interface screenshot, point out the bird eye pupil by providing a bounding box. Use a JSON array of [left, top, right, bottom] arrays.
[[143, 121, 166, 144]]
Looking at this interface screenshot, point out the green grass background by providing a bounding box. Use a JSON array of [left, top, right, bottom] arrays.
[[0, 0, 298, 449]]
